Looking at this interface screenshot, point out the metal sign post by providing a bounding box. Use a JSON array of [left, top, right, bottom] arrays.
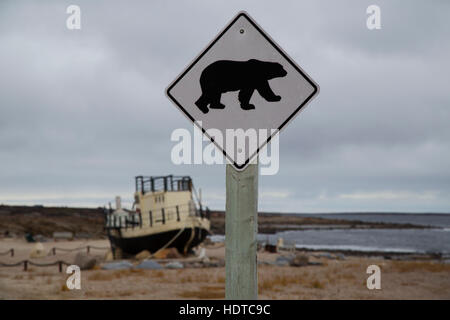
[[225, 163, 258, 299]]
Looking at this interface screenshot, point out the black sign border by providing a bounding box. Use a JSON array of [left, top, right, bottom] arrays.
[[166, 11, 319, 170]]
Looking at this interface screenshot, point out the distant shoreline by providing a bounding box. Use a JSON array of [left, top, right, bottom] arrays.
[[208, 210, 433, 235], [0, 204, 444, 238]]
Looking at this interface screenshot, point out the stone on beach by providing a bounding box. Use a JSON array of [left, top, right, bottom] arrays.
[[290, 253, 309, 267], [275, 255, 293, 266], [102, 261, 134, 270], [135, 250, 151, 260], [104, 250, 114, 262], [316, 252, 335, 259], [153, 248, 181, 259], [29, 242, 47, 258], [165, 261, 184, 269], [74, 252, 99, 270], [136, 260, 162, 270]]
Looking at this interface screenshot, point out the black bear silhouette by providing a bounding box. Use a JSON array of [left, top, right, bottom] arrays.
[[195, 59, 287, 114]]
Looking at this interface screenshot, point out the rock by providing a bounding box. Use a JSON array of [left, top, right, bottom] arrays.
[[165, 261, 184, 269], [153, 248, 181, 259], [201, 256, 210, 264], [167, 248, 182, 259], [276, 255, 293, 263], [135, 250, 151, 260], [102, 261, 133, 270], [53, 231, 74, 241], [203, 261, 219, 268], [136, 260, 162, 270], [25, 233, 35, 243], [274, 255, 293, 266], [34, 235, 47, 243], [200, 257, 224, 268], [218, 259, 225, 267], [335, 253, 346, 260], [290, 254, 309, 267], [29, 242, 47, 258], [317, 253, 334, 259], [74, 252, 98, 270], [191, 262, 203, 268], [104, 250, 114, 262], [197, 248, 206, 259], [275, 259, 290, 266]]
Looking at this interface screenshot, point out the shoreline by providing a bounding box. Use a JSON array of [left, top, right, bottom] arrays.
[[208, 211, 433, 235], [0, 205, 442, 239]]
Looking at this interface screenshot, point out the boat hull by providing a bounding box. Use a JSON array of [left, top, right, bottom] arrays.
[[108, 226, 209, 256]]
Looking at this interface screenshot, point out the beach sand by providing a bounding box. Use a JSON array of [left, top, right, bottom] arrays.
[[1, 239, 449, 300]]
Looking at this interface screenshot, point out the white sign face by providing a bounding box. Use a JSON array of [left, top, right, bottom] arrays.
[[167, 11, 319, 170]]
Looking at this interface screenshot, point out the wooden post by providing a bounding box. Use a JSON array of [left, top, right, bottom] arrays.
[[225, 163, 258, 300]]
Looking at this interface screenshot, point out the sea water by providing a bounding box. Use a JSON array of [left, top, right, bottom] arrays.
[[265, 213, 450, 255]]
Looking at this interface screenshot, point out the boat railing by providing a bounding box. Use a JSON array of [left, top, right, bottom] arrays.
[[104, 203, 209, 230], [135, 175, 192, 194]]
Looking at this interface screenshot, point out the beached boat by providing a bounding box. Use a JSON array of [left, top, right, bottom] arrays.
[[105, 175, 210, 258]]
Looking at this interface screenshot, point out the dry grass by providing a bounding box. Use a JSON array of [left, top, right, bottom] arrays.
[[117, 290, 134, 297], [87, 269, 147, 281], [179, 285, 224, 299], [258, 272, 327, 292], [390, 261, 450, 273], [180, 275, 193, 283], [88, 272, 115, 281], [310, 280, 325, 289], [114, 268, 147, 277], [36, 271, 55, 277], [60, 283, 70, 292], [153, 270, 164, 278], [84, 289, 145, 298], [259, 275, 295, 291], [339, 272, 357, 281]]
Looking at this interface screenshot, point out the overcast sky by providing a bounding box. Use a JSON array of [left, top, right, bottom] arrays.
[[0, 0, 449, 213]]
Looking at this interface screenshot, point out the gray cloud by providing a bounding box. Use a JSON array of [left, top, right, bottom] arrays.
[[0, 0, 449, 212]]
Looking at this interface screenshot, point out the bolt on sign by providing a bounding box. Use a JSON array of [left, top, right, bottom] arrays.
[[166, 11, 319, 170]]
